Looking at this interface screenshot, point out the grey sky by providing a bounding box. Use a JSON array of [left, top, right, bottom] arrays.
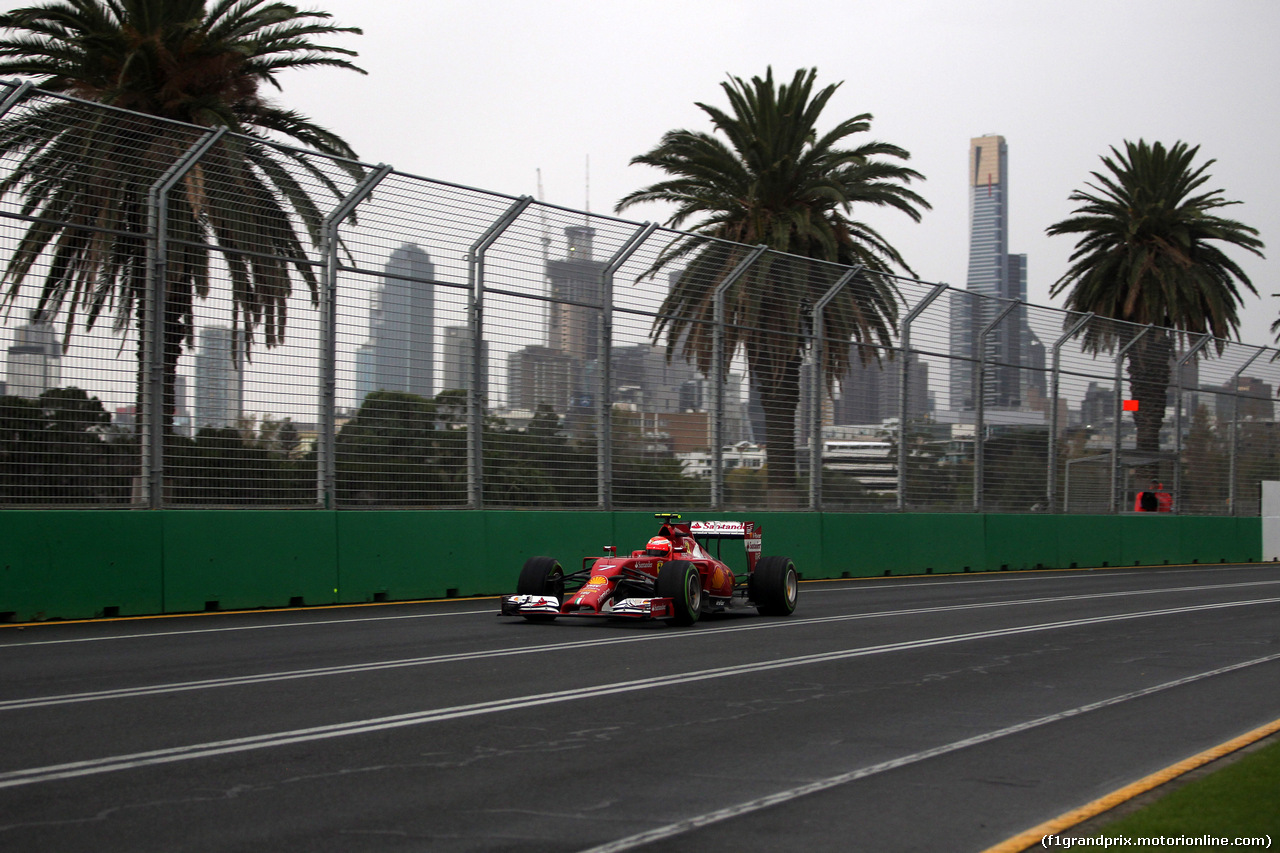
[[276, 0, 1279, 346]]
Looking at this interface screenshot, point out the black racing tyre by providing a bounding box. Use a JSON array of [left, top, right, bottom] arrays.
[[655, 560, 701, 627], [516, 556, 564, 622], [751, 556, 798, 616]]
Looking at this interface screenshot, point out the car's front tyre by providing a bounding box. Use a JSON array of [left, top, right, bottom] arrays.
[[516, 556, 564, 622], [656, 560, 701, 627]]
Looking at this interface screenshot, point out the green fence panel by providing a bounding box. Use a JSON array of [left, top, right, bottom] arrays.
[[820, 514, 984, 577], [482, 511, 617, 593], [984, 514, 1061, 572], [0, 510, 1272, 622], [1235, 517, 1262, 563], [1053, 515, 1125, 569], [336, 510, 487, 602], [0, 511, 163, 621], [822, 514, 912, 577], [1118, 513, 1185, 566], [904, 514, 986, 575], [162, 511, 339, 613]]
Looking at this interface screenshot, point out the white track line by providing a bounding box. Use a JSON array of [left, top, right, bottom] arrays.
[[2, 596, 1278, 790], [0, 609, 494, 648], [4, 579, 1279, 711], [576, 650, 1280, 853]]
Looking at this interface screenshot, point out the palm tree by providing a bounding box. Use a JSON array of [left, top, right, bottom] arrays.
[[1047, 140, 1264, 455], [616, 67, 929, 502], [0, 0, 365, 430]]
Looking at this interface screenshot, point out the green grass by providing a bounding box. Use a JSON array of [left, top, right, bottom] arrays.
[[1094, 736, 1280, 841]]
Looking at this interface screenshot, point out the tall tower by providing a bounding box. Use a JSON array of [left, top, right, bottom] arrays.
[[440, 325, 489, 394], [546, 226, 606, 362], [950, 135, 1040, 411], [354, 244, 436, 406], [5, 321, 61, 397], [194, 325, 244, 429]]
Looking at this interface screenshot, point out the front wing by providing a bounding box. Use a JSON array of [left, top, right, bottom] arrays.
[[500, 594, 675, 620]]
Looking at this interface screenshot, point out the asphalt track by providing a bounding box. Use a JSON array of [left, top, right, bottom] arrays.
[[1, 563, 1278, 852]]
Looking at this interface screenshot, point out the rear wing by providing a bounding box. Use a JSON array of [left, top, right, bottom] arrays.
[[685, 520, 762, 572]]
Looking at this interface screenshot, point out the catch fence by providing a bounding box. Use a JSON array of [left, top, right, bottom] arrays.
[[0, 81, 1276, 513]]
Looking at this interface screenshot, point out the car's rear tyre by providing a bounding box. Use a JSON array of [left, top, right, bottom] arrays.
[[516, 556, 564, 622], [752, 556, 798, 616], [656, 560, 701, 626]]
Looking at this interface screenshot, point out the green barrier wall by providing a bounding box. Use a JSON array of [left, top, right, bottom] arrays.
[[0, 511, 1264, 622]]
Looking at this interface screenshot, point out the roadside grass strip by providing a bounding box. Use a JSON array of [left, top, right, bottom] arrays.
[[1095, 729, 1280, 840], [985, 718, 1280, 852]]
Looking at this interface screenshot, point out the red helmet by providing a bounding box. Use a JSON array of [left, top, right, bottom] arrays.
[[645, 536, 672, 558]]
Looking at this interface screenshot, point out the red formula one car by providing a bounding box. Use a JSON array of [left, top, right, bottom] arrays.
[[499, 513, 798, 626]]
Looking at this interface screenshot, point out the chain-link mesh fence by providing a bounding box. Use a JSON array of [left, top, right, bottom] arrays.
[[2, 82, 1277, 513]]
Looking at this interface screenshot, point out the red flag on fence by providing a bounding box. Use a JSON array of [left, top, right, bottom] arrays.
[[1122, 400, 1139, 411]]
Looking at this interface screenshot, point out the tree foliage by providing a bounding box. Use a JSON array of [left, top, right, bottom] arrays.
[[617, 67, 928, 501], [1047, 140, 1264, 453], [0, 0, 366, 427]]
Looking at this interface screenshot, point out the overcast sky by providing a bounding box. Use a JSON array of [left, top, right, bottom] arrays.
[[266, 0, 1279, 347]]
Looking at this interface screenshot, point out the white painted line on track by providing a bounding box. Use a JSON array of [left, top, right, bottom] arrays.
[[809, 565, 1280, 592], [4, 566, 1275, 648], [0, 609, 494, 648], [1, 596, 1278, 790], [575, 649, 1280, 853], [5, 580, 1279, 711]]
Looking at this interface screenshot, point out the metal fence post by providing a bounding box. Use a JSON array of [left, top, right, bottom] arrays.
[[711, 245, 768, 510], [1228, 346, 1264, 516], [807, 266, 862, 511], [1111, 324, 1153, 513], [0, 80, 34, 118], [974, 299, 1019, 512], [1171, 333, 1213, 514], [467, 197, 533, 509], [598, 222, 657, 510], [144, 126, 227, 508], [1046, 312, 1093, 513], [897, 283, 946, 510], [316, 164, 392, 508]]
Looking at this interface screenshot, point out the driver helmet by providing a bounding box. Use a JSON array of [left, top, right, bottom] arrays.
[[644, 536, 672, 558]]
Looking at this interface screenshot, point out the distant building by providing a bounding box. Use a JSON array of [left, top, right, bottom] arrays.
[[547, 226, 606, 364], [440, 325, 489, 395], [355, 244, 436, 406], [193, 326, 244, 429], [950, 135, 1042, 410], [507, 345, 579, 413], [172, 374, 191, 437], [1223, 376, 1275, 422], [6, 321, 61, 397], [834, 350, 929, 425]]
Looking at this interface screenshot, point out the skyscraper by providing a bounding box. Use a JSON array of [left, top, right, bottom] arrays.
[[354, 244, 436, 406], [194, 325, 244, 429], [546, 226, 606, 364], [440, 324, 489, 395], [5, 321, 61, 397], [950, 135, 1042, 411]]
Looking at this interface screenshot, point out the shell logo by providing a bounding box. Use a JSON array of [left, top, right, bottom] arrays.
[[588, 576, 609, 586], [710, 566, 726, 588]]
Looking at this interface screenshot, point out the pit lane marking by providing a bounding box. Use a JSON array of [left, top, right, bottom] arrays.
[[1, 596, 1278, 790], [3, 579, 1278, 711]]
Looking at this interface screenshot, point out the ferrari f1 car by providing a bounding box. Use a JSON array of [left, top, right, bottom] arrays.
[[499, 513, 798, 626]]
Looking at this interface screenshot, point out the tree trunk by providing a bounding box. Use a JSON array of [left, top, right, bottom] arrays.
[[1126, 328, 1173, 455], [752, 350, 802, 508]]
